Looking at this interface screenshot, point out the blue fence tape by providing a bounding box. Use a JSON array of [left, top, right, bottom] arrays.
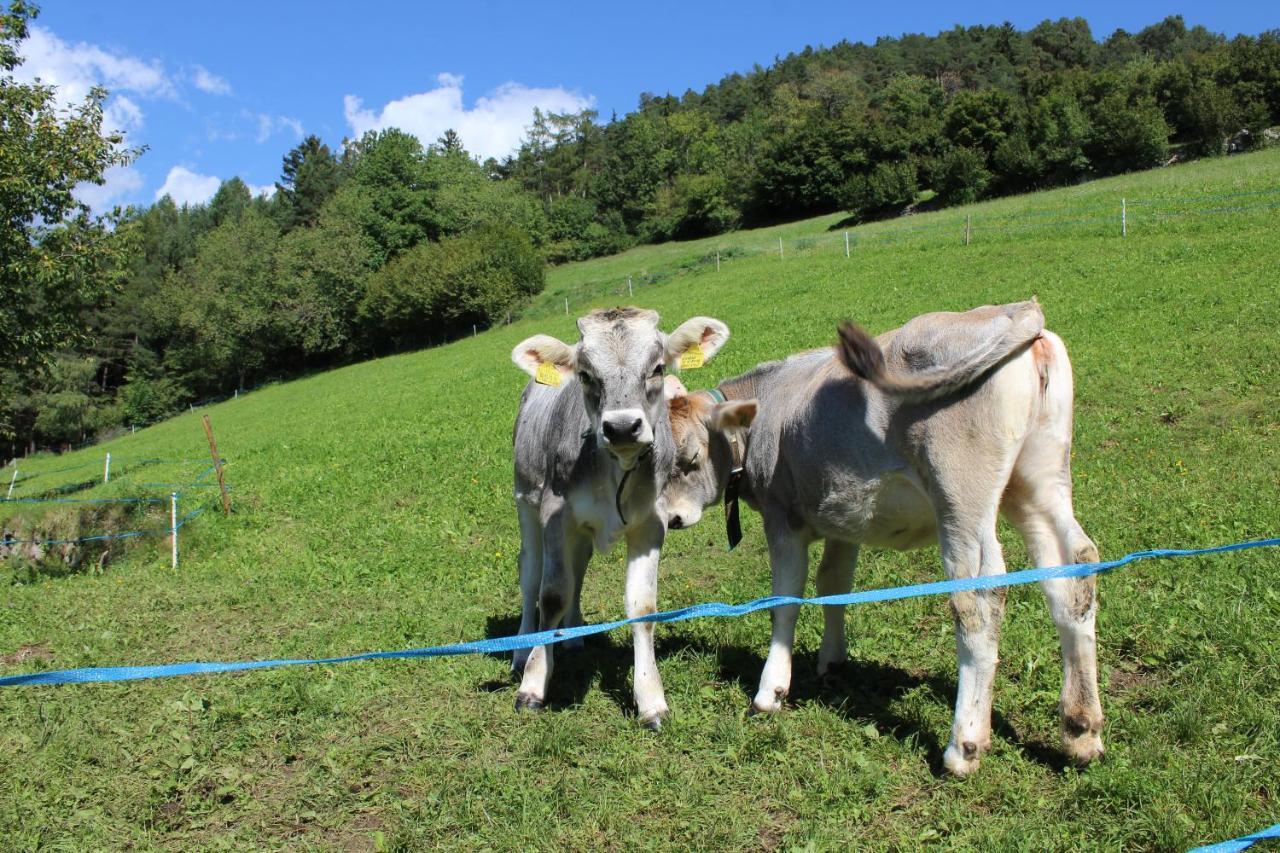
[[1189, 822, 1280, 853], [3, 504, 208, 547], [2, 496, 166, 506], [1, 537, 1274, 688]]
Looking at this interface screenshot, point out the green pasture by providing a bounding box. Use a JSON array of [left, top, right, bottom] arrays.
[[2, 149, 1278, 850]]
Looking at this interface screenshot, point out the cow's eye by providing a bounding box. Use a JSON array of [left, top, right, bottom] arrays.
[[578, 371, 596, 387], [650, 363, 664, 378]]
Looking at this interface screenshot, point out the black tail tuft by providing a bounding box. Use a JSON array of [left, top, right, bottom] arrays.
[[836, 321, 885, 382]]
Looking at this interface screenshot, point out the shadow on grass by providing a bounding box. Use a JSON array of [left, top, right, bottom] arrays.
[[478, 611, 1068, 775]]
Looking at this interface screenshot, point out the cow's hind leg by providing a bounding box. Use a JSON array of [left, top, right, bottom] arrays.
[[751, 517, 811, 714], [1004, 329, 1104, 767], [938, 510, 1008, 778], [560, 536, 593, 652], [1005, 473, 1104, 766], [512, 500, 543, 676], [515, 514, 586, 710], [815, 540, 858, 677]]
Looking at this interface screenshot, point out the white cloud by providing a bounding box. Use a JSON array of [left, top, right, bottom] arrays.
[[15, 26, 174, 107], [155, 166, 222, 206], [247, 182, 277, 199], [14, 27, 175, 213], [191, 65, 231, 96], [103, 94, 144, 134], [74, 165, 145, 212], [253, 112, 304, 143], [343, 73, 594, 161]]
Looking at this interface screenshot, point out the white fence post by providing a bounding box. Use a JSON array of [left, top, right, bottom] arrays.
[[966, 215, 971, 246], [171, 492, 178, 570], [844, 231, 850, 258], [627, 276, 633, 297], [6, 467, 16, 500], [104, 452, 111, 483], [564, 298, 569, 315], [778, 237, 784, 259], [715, 251, 720, 271], [1121, 197, 1127, 237]]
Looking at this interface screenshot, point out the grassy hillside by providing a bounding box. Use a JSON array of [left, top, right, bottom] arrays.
[[2, 150, 1278, 850]]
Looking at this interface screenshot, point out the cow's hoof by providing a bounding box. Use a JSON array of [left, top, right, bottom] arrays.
[[638, 710, 667, 731], [816, 657, 849, 678], [1061, 711, 1104, 767], [750, 686, 786, 715], [514, 693, 544, 712], [818, 659, 852, 688], [942, 741, 984, 778], [1062, 727, 1105, 767]]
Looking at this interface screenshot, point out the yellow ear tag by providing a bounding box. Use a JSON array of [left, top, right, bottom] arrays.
[[535, 361, 562, 387], [679, 343, 706, 370]]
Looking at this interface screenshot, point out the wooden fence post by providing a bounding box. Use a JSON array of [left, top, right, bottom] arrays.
[[201, 414, 232, 517]]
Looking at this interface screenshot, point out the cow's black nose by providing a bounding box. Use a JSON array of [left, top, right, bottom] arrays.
[[602, 417, 642, 443], [668, 515, 684, 530]]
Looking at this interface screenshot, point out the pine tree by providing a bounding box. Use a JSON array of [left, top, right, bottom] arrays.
[[276, 134, 342, 230]]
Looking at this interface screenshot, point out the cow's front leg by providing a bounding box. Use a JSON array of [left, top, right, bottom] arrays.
[[939, 526, 1007, 778], [515, 512, 576, 710], [752, 520, 811, 714], [625, 516, 669, 729]]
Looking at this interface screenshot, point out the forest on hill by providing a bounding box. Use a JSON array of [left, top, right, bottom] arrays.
[[4, 10, 1279, 454]]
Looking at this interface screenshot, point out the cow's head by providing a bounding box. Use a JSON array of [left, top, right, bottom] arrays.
[[661, 376, 757, 530], [512, 308, 730, 469]]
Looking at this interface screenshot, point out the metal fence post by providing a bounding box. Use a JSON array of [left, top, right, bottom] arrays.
[[171, 492, 178, 570]]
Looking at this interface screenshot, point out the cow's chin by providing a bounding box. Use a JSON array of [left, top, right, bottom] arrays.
[[605, 443, 649, 471]]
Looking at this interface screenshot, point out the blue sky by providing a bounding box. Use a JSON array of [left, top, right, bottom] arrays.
[[16, 1, 1277, 212]]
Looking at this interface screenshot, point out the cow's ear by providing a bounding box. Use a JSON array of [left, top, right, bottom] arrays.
[[710, 400, 757, 431], [665, 317, 730, 369], [512, 334, 576, 382], [663, 375, 689, 401]]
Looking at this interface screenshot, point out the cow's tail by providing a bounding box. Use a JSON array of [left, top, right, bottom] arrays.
[[836, 303, 1045, 403]]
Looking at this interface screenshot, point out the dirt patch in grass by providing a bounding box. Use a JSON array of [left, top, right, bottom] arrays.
[[0, 641, 54, 665], [1108, 664, 1157, 694]]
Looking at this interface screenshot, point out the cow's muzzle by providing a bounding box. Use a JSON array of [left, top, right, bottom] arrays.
[[600, 409, 653, 462]]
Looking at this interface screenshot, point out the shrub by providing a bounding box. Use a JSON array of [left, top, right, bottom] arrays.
[[359, 224, 544, 348], [937, 147, 993, 206], [839, 161, 919, 220]]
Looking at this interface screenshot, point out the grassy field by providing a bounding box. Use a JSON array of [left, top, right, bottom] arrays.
[[2, 150, 1279, 851]]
